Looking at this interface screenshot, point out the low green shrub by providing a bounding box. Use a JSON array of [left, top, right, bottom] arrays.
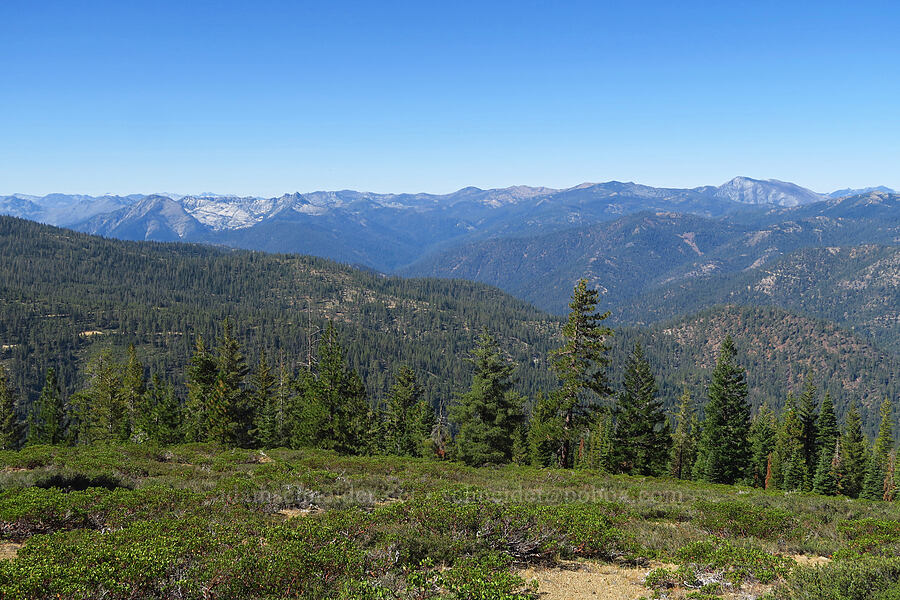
[[694, 500, 799, 540], [676, 537, 794, 584], [777, 556, 900, 600]]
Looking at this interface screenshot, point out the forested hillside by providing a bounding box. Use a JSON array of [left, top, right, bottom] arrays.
[[1, 216, 898, 435], [0, 216, 560, 410]]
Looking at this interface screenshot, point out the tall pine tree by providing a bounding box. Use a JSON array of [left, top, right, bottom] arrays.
[[840, 401, 868, 498], [748, 403, 777, 488], [548, 278, 612, 468], [693, 336, 751, 485], [612, 344, 670, 476]]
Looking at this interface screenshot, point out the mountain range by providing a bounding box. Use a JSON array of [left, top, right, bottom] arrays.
[[2, 177, 894, 275]]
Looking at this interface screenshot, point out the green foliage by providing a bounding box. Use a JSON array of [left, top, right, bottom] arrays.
[[670, 386, 698, 480], [777, 556, 900, 600], [0, 365, 22, 451], [694, 336, 751, 485], [26, 368, 65, 446], [675, 537, 794, 585], [840, 402, 868, 498], [451, 331, 524, 466], [749, 402, 777, 487], [383, 366, 430, 458], [547, 278, 613, 468], [693, 500, 798, 540], [612, 343, 670, 476]]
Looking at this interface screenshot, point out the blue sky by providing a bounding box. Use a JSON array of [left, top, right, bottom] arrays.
[[1, 0, 898, 196]]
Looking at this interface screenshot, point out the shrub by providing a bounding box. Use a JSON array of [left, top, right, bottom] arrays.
[[694, 500, 799, 540]]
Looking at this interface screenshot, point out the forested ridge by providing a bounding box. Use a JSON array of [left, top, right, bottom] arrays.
[[1, 215, 899, 436]]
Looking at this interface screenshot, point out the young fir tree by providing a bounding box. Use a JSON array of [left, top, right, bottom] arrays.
[[137, 374, 183, 445], [311, 322, 368, 454], [547, 278, 613, 468], [840, 401, 868, 498], [0, 366, 22, 450], [797, 377, 819, 482], [26, 368, 65, 445], [669, 386, 697, 480], [72, 350, 126, 444], [815, 393, 839, 471], [213, 318, 251, 446], [612, 344, 670, 476], [184, 335, 217, 442], [383, 366, 426, 457], [527, 390, 565, 467], [250, 350, 277, 448], [773, 396, 808, 491], [119, 345, 145, 442], [416, 397, 438, 459], [813, 438, 842, 496], [748, 403, 777, 488], [693, 336, 752, 485], [862, 399, 895, 501], [451, 330, 524, 466], [584, 406, 614, 472]]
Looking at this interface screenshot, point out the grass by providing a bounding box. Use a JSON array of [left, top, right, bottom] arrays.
[[0, 444, 899, 598]]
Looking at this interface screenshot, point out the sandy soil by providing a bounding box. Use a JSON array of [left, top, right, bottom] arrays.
[[0, 542, 22, 560], [519, 560, 675, 600]]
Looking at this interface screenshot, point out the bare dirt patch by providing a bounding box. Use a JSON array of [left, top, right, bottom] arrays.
[[276, 508, 320, 518], [519, 560, 675, 600], [0, 542, 22, 560], [792, 554, 831, 567]]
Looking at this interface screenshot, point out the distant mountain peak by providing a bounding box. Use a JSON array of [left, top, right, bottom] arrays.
[[715, 176, 823, 207]]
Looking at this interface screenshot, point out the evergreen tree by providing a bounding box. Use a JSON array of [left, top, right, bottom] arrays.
[[840, 401, 868, 498], [797, 377, 819, 483], [136, 374, 183, 444], [383, 366, 426, 457], [72, 351, 126, 444], [669, 386, 697, 480], [120, 345, 145, 442], [584, 407, 614, 472], [213, 318, 251, 446], [748, 403, 777, 488], [184, 335, 217, 442], [815, 393, 838, 470], [250, 350, 276, 448], [813, 439, 841, 496], [612, 344, 670, 476], [416, 398, 438, 458], [693, 336, 752, 485], [861, 399, 895, 501], [548, 278, 613, 468], [527, 391, 565, 467], [773, 396, 808, 491], [311, 322, 368, 454], [451, 330, 524, 466], [0, 366, 22, 450], [26, 368, 65, 445]]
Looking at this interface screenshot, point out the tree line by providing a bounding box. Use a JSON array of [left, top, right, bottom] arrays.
[[1, 278, 897, 501]]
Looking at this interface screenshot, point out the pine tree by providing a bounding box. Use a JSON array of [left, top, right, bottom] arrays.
[[383, 366, 426, 457], [214, 318, 251, 446], [861, 399, 895, 501], [813, 439, 841, 496], [416, 398, 437, 459], [26, 368, 65, 445], [312, 322, 368, 454], [0, 366, 22, 450], [612, 344, 670, 476], [527, 391, 565, 467], [451, 330, 524, 466], [120, 345, 145, 442], [815, 393, 838, 471], [136, 374, 183, 444], [840, 401, 868, 498], [797, 377, 819, 486], [184, 335, 217, 442], [250, 350, 276, 448], [73, 351, 126, 444], [669, 386, 697, 480], [584, 407, 614, 472], [773, 396, 808, 491], [693, 336, 751, 485], [748, 403, 777, 488], [548, 278, 613, 468]]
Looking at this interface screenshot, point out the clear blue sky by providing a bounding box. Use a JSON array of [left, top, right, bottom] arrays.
[[2, 0, 898, 196]]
